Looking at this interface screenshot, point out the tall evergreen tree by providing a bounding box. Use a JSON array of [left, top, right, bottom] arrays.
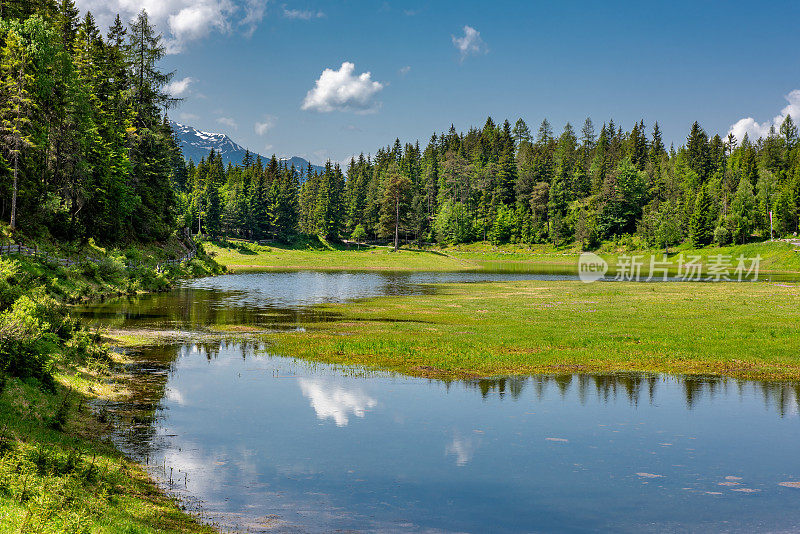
[[689, 184, 714, 246], [0, 28, 34, 229]]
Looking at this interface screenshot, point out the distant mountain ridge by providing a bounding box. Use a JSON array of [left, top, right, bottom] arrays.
[[169, 122, 323, 175]]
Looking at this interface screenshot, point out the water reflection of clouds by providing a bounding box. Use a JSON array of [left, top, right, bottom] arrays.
[[298, 378, 377, 426], [446, 432, 480, 467], [165, 386, 186, 406]]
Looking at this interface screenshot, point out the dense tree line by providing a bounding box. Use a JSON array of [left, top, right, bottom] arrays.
[[0, 3, 184, 243], [4, 6, 799, 251], [187, 115, 799, 250]]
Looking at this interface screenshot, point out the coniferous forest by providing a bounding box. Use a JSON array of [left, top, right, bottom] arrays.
[[2, 3, 800, 251], [0, 2, 182, 242]]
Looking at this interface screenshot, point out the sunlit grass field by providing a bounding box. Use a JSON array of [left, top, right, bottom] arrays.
[[207, 238, 800, 276], [269, 279, 800, 381]]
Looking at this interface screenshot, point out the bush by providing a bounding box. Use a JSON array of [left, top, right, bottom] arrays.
[[0, 292, 59, 389], [0, 258, 21, 311], [79, 259, 100, 280], [714, 226, 732, 246], [96, 254, 126, 280]]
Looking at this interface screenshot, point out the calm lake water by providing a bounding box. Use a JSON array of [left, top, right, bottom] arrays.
[[78, 272, 800, 533]]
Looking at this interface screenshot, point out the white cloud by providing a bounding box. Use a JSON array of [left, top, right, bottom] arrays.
[[283, 6, 325, 19], [217, 116, 238, 129], [452, 25, 488, 61], [167, 2, 234, 52], [399, 65, 411, 76], [165, 386, 186, 405], [165, 76, 194, 97], [255, 115, 276, 135], [298, 379, 377, 426], [241, 0, 268, 37], [179, 112, 199, 122], [302, 62, 384, 113], [728, 90, 800, 144], [74, 0, 260, 54]]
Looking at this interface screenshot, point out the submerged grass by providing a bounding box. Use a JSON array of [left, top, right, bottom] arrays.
[[268, 280, 800, 381]]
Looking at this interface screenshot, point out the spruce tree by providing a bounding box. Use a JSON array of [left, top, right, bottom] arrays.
[[689, 184, 714, 246], [729, 174, 756, 244], [0, 28, 34, 230]]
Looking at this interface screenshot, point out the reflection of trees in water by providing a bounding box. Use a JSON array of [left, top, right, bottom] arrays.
[[75, 289, 343, 331], [108, 340, 271, 459], [108, 341, 800, 464], [455, 373, 800, 416]]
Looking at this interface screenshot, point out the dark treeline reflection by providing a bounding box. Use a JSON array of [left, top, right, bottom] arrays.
[[444, 373, 800, 416], [75, 288, 343, 332]]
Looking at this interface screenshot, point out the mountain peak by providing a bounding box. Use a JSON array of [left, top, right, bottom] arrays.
[[169, 121, 322, 175]]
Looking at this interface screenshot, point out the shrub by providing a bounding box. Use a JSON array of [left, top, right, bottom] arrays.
[[0, 258, 21, 311], [96, 254, 126, 280], [714, 226, 732, 246], [0, 293, 59, 389]]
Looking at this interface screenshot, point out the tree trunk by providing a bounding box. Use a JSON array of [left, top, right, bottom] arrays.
[[10, 149, 18, 230], [394, 194, 399, 252]]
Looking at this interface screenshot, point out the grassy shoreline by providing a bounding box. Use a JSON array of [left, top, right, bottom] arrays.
[[266, 279, 800, 382], [0, 243, 223, 533], [0, 356, 215, 533]]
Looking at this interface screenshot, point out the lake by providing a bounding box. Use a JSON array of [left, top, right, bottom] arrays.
[[79, 271, 800, 533]]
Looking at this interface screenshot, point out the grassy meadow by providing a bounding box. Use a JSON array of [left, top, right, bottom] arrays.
[[269, 279, 800, 381], [207, 237, 800, 276]]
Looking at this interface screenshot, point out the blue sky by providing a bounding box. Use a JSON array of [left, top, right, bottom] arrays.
[[77, 0, 800, 164]]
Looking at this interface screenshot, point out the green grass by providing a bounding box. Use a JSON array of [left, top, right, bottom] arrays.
[[268, 279, 800, 381], [0, 236, 224, 533], [207, 238, 478, 272], [0, 366, 213, 533], [207, 238, 800, 275]]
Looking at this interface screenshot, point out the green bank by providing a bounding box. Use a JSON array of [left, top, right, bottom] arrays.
[[268, 279, 800, 381], [0, 242, 221, 533]]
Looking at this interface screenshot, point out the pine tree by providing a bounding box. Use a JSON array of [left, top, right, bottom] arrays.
[[0, 28, 35, 230], [780, 115, 798, 150], [729, 174, 756, 244], [689, 184, 714, 246], [128, 9, 172, 127], [511, 118, 531, 145], [686, 121, 711, 181], [380, 163, 411, 250], [649, 122, 665, 171], [580, 117, 595, 150]]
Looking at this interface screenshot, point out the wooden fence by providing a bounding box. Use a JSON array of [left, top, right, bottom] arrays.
[[0, 243, 196, 271]]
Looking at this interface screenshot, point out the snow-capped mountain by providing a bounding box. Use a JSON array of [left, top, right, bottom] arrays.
[[170, 122, 322, 175]]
